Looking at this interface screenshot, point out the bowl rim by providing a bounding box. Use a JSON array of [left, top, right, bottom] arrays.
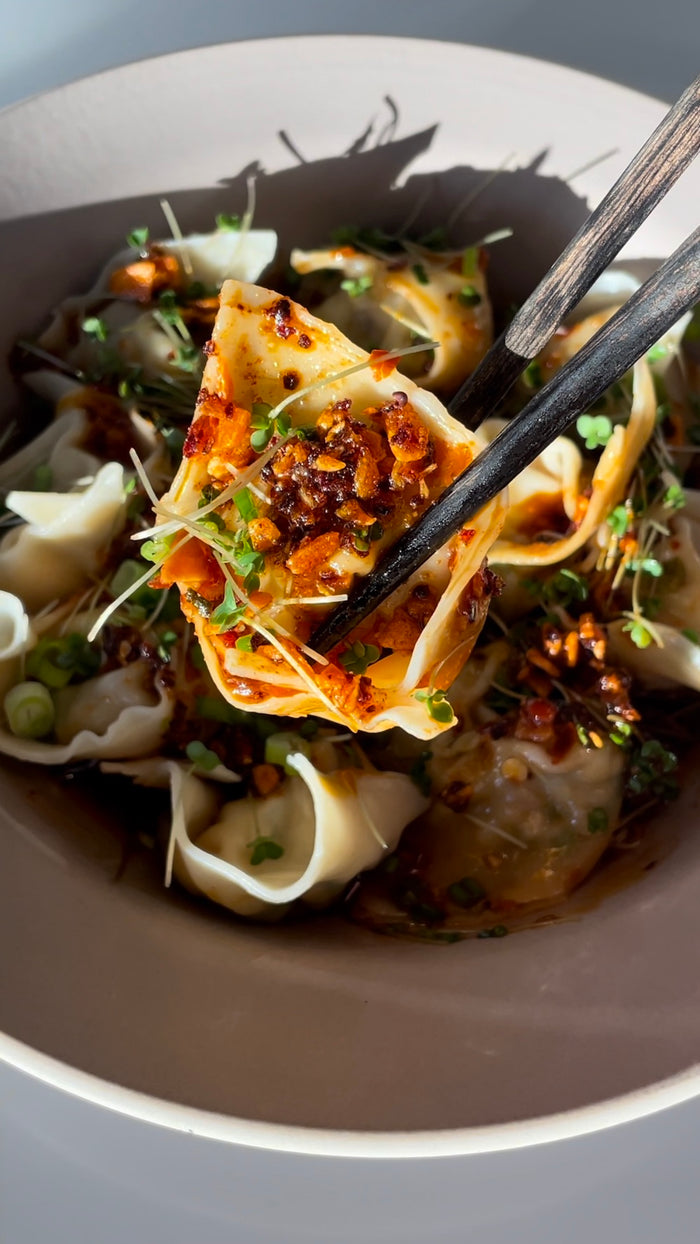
[[0, 33, 696, 1157], [4, 1031, 699, 1157]]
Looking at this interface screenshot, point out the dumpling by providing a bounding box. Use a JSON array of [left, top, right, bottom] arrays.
[[0, 592, 175, 762], [290, 244, 492, 393], [485, 356, 656, 566], [36, 226, 278, 385], [0, 462, 127, 613], [153, 280, 506, 739], [105, 746, 427, 919]]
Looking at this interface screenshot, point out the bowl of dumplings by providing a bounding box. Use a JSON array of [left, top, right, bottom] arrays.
[[1, 37, 700, 1156]]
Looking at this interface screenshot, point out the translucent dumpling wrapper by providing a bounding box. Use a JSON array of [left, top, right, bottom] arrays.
[[0, 398, 164, 495], [290, 245, 493, 393], [154, 280, 506, 739], [607, 490, 700, 692], [351, 725, 625, 933], [0, 596, 175, 763], [0, 462, 127, 613], [485, 355, 656, 566], [104, 751, 428, 919], [36, 227, 278, 384]]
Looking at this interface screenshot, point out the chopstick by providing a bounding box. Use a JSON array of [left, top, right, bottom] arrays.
[[310, 227, 700, 655], [449, 74, 700, 430]]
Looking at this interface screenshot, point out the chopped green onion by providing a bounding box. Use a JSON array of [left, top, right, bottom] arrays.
[[26, 634, 100, 690], [4, 681, 55, 739], [235, 634, 254, 652], [141, 534, 175, 563]]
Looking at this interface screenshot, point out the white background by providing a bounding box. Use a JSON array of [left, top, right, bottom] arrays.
[[1, 2, 699, 1241]]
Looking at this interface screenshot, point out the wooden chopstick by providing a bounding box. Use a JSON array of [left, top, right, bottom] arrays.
[[311, 227, 700, 655], [449, 74, 700, 430]]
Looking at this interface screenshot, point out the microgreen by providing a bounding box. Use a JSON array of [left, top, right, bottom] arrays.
[[609, 720, 633, 746], [339, 641, 381, 676], [210, 582, 247, 631], [185, 740, 220, 772], [458, 284, 482, 307], [126, 226, 149, 250], [522, 360, 542, 390], [663, 483, 686, 510], [587, 807, 609, 834], [607, 505, 630, 537], [340, 275, 373, 298], [156, 630, 178, 662], [248, 837, 284, 865], [626, 557, 664, 578], [626, 738, 678, 801], [141, 533, 176, 563], [414, 687, 455, 724], [235, 634, 254, 651], [215, 212, 241, 231], [234, 487, 258, 523], [82, 316, 109, 343], [622, 619, 654, 649], [541, 567, 589, 608], [576, 413, 613, 450], [646, 343, 668, 364], [448, 876, 486, 908], [249, 401, 291, 452]]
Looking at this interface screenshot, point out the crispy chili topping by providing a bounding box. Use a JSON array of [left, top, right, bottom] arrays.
[[266, 298, 296, 339], [297, 333, 312, 349]]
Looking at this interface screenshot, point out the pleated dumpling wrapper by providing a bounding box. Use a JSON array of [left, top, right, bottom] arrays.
[[154, 281, 506, 739], [104, 748, 428, 919]]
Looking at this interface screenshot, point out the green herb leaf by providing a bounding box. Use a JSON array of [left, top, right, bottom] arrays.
[[126, 226, 149, 249], [210, 582, 246, 631], [414, 687, 455, 724], [587, 807, 609, 834], [235, 633, 254, 652], [576, 413, 613, 450], [607, 505, 630, 537], [663, 483, 686, 510], [340, 275, 373, 298], [623, 618, 653, 649], [626, 557, 664, 578], [448, 876, 486, 908], [174, 343, 200, 373], [234, 488, 258, 523], [82, 316, 109, 343], [541, 567, 589, 608], [458, 284, 482, 307], [250, 426, 273, 452], [185, 740, 220, 772], [249, 837, 285, 865], [156, 630, 178, 662], [626, 738, 678, 801], [412, 263, 429, 285], [646, 343, 668, 364], [339, 641, 381, 676], [215, 213, 242, 231], [32, 463, 53, 492]]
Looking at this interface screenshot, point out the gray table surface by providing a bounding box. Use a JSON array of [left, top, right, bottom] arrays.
[[1, 2, 699, 1242]]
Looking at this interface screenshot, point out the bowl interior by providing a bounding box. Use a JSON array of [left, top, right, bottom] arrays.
[[1, 37, 700, 1149]]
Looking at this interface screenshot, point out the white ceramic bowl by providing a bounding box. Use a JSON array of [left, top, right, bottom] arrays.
[[1, 36, 699, 1158]]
